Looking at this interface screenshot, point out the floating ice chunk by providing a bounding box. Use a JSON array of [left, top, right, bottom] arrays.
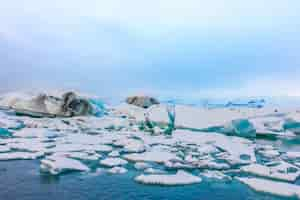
[[8, 139, 53, 152], [114, 138, 146, 153], [100, 158, 128, 167], [0, 152, 44, 160], [197, 159, 231, 170], [53, 152, 101, 161], [173, 130, 256, 165], [164, 160, 196, 169], [283, 118, 300, 133], [75, 116, 130, 131], [144, 168, 166, 174], [283, 151, 300, 160], [135, 170, 202, 186], [107, 167, 128, 174], [123, 141, 146, 153], [13, 128, 60, 138], [241, 162, 300, 182], [0, 145, 10, 153], [0, 118, 24, 130], [236, 177, 300, 198], [124, 151, 180, 164], [257, 148, 280, 159], [223, 119, 256, 138], [200, 170, 232, 181], [108, 151, 120, 157], [40, 156, 90, 175], [250, 116, 285, 134], [48, 143, 112, 153], [134, 162, 152, 170]]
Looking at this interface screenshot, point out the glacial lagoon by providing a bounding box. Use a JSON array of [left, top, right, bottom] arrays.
[[0, 92, 300, 200]]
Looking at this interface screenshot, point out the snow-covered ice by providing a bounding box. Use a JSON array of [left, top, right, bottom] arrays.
[[237, 177, 300, 198], [107, 167, 128, 174], [241, 161, 300, 182], [40, 155, 90, 175], [135, 170, 202, 185], [100, 157, 128, 167]]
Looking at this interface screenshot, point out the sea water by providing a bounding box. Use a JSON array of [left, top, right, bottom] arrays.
[[0, 160, 294, 200]]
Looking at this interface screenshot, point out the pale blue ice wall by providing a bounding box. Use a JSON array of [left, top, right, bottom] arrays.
[[0, 0, 300, 98]]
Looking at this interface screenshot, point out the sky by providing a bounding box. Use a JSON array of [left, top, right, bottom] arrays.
[[0, 0, 300, 99]]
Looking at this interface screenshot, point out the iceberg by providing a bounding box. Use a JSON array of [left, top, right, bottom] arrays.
[[126, 96, 159, 109], [135, 170, 202, 186], [0, 91, 96, 117], [223, 119, 256, 138]]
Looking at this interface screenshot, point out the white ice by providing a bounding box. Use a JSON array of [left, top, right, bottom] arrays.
[[135, 170, 202, 186]]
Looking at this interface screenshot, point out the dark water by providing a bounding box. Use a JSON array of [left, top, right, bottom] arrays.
[[0, 160, 292, 200]]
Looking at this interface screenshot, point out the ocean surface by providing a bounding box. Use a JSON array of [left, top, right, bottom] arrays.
[[0, 160, 295, 200]]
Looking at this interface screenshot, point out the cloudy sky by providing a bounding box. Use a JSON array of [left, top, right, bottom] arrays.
[[0, 0, 299, 98]]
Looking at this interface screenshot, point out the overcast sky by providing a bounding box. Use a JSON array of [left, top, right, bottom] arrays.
[[1, 0, 300, 98]]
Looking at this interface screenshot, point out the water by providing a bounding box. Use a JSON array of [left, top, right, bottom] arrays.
[[0, 160, 294, 200]]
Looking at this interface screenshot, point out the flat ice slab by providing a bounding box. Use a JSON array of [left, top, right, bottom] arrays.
[[0, 152, 43, 160], [237, 177, 300, 198], [124, 151, 179, 164], [100, 157, 128, 167], [241, 162, 300, 182], [135, 170, 202, 186], [40, 155, 90, 175]]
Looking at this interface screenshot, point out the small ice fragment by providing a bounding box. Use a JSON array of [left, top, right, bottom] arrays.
[[135, 170, 202, 186], [0, 145, 10, 153], [134, 162, 152, 170], [200, 170, 232, 181], [124, 151, 179, 163], [107, 167, 128, 174], [144, 168, 166, 174], [108, 151, 120, 157], [100, 157, 128, 167]]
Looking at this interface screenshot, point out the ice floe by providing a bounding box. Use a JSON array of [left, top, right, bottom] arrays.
[[100, 157, 128, 167], [40, 155, 90, 175], [200, 170, 232, 181], [0, 152, 44, 160], [134, 162, 152, 170], [124, 151, 180, 164], [237, 177, 300, 198], [135, 170, 202, 185], [241, 161, 300, 182]]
